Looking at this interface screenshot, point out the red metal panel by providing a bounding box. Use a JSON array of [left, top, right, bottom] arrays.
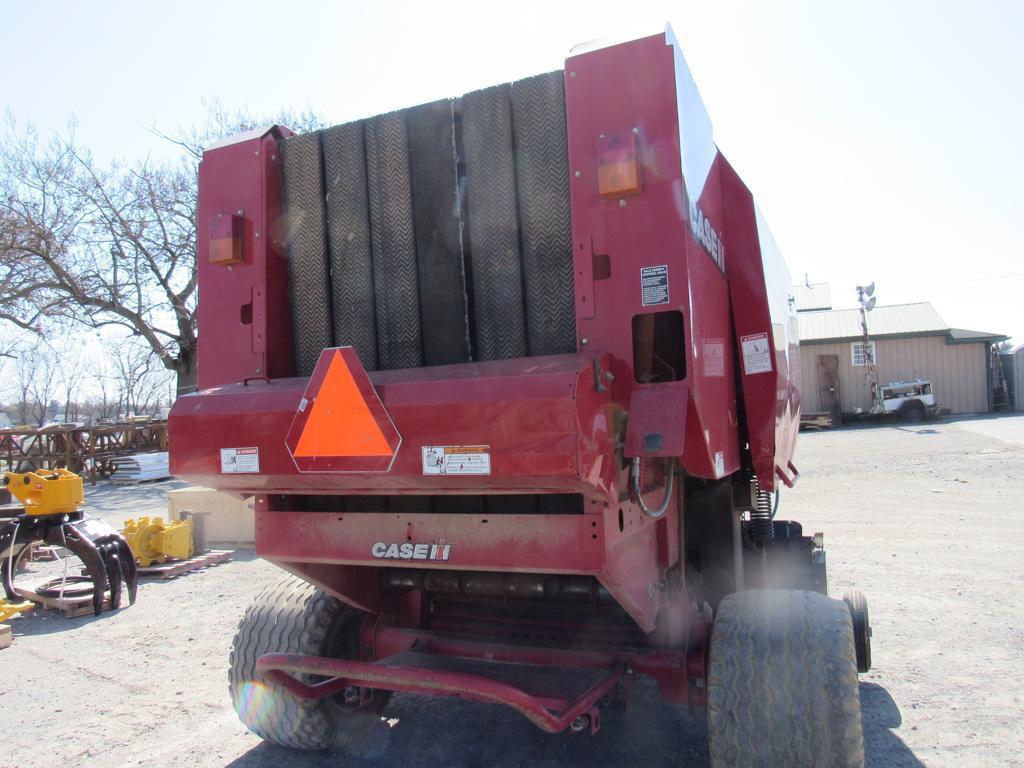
[[195, 128, 294, 390], [679, 157, 740, 480], [256, 510, 606, 574], [720, 156, 801, 490], [564, 35, 739, 481], [624, 384, 687, 456], [171, 353, 616, 498]]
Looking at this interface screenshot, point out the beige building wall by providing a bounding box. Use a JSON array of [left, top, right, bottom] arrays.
[[800, 335, 988, 415]]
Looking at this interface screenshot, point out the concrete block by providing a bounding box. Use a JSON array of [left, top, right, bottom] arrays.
[[168, 487, 254, 547]]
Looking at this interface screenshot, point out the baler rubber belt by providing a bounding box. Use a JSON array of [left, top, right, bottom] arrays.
[[322, 120, 379, 371], [282, 132, 333, 377], [511, 71, 577, 356], [460, 84, 528, 362], [407, 99, 473, 367], [365, 111, 424, 371]]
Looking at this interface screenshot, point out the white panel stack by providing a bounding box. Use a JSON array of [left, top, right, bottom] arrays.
[[111, 452, 171, 484]]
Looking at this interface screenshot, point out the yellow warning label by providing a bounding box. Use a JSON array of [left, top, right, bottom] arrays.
[[422, 445, 491, 475]]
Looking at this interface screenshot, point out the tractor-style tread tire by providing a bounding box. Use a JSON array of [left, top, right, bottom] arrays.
[[843, 589, 872, 673], [708, 589, 864, 768], [228, 574, 358, 750]]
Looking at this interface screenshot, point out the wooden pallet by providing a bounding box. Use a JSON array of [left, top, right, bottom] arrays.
[[136, 549, 233, 579], [110, 476, 172, 486], [27, 544, 61, 562], [0, 624, 11, 650], [800, 412, 835, 431], [16, 582, 113, 618]]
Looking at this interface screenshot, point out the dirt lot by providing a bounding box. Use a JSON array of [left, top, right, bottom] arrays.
[[2, 414, 1022, 767]]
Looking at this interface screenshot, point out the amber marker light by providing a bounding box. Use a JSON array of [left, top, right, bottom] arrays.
[[597, 132, 642, 198]]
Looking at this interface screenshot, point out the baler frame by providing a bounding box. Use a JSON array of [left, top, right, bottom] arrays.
[[172, 26, 869, 766]]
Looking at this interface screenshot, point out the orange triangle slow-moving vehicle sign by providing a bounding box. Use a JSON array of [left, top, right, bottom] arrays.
[[285, 347, 401, 472]]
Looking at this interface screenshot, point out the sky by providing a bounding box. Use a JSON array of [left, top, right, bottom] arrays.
[[2, 0, 1022, 345]]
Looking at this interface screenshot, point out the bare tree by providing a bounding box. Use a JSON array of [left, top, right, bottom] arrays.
[[111, 341, 173, 417], [12, 345, 57, 426], [0, 328, 28, 378], [0, 106, 324, 396], [79, 357, 118, 423], [0, 119, 197, 393], [48, 335, 85, 422]]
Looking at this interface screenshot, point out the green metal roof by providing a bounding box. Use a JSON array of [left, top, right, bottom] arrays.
[[798, 302, 1006, 344], [947, 327, 1009, 344], [792, 282, 832, 312]]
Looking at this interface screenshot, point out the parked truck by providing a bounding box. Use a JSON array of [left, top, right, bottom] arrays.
[[170, 27, 872, 767]]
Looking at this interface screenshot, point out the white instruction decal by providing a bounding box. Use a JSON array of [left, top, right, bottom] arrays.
[[221, 447, 259, 474], [714, 450, 725, 477], [422, 446, 491, 476], [740, 332, 773, 375], [640, 265, 669, 306]]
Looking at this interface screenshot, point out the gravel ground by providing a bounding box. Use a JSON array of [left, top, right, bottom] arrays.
[[1, 414, 1022, 767]]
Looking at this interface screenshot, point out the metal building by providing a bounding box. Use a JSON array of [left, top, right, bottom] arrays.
[[796, 300, 1006, 417], [1003, 344, 1024, 411]]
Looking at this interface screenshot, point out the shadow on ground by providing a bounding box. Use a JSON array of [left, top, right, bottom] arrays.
[[861, 682, 925, 768], [224, 679, 922, 768], [9, 549, 258, 637]]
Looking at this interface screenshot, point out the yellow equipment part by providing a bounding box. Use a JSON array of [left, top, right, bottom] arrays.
[[3, 469, 84, 516], [0, 598, 34, 623], [122, 516, 194, 567]]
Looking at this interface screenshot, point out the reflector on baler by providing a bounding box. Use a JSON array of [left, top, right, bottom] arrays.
[[285, 347, 401, 473]]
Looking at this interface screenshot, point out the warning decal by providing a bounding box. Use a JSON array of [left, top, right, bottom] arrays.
[[741, 332, 773, 375], [641, 265, 669, 306], [422, 446, 491, 476], [221, 447, 259, 474]]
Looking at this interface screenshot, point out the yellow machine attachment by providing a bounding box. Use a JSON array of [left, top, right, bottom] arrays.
[[0, 598, 34, 623], [3, 469, 84, 515], [122, 516, 194, 567]]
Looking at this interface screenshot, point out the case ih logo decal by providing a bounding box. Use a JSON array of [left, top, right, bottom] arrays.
[[371, 541, 451, 561], [689, 202, 726, 273]]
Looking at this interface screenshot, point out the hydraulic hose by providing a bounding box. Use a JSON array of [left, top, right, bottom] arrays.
[[629, 457, 675, 518], [4, 521, 18, 599]]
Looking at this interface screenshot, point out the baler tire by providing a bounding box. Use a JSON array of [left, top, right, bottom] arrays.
[[228, 574, 387, 750], [843, 589, 872, 673], [707, 589, 864, 768]]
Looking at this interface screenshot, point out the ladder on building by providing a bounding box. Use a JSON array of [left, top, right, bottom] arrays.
[[991, 345, 1010, 411]]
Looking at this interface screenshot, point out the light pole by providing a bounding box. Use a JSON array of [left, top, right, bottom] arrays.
[[856, 283, 881, 413]]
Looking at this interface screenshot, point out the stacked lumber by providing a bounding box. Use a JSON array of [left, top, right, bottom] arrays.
[[111, 451, 170, 483]]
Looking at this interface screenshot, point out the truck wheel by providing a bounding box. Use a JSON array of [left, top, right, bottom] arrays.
[[228, 574, 388, 750], [708, 590, 864, 768], [901, 402, 925, 423], [843, 590, 872, 673]]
